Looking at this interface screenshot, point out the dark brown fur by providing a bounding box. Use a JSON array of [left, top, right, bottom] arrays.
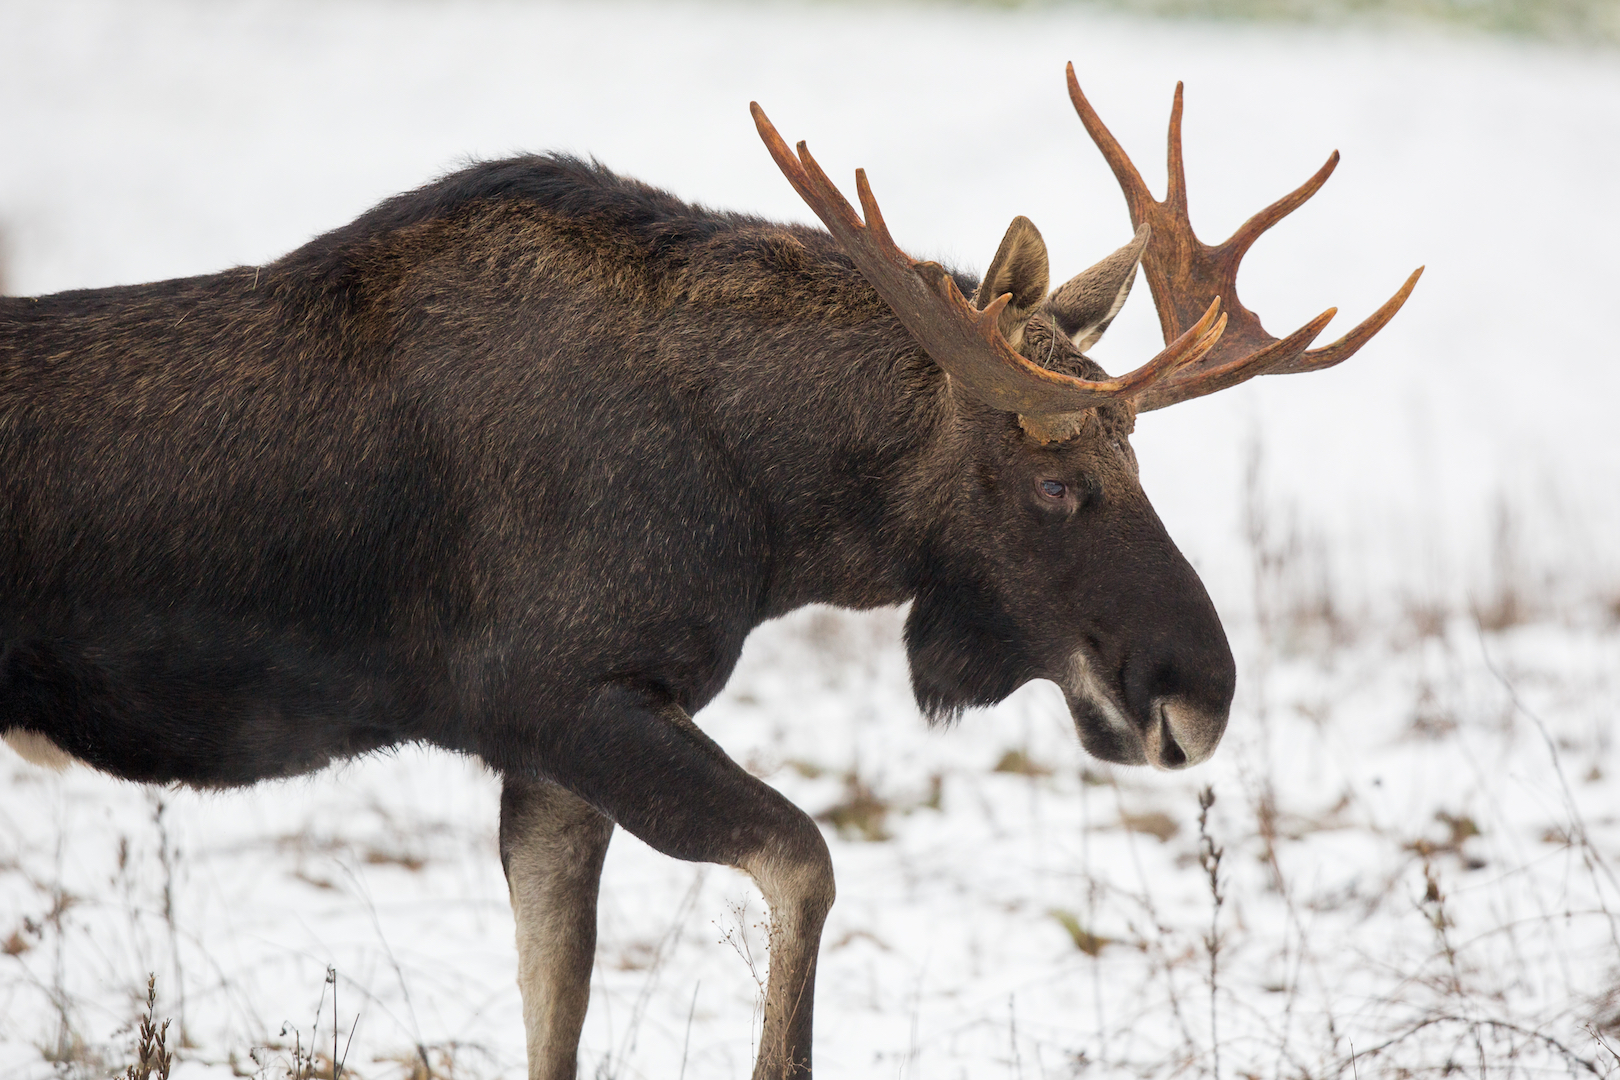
[[1, 154, 1233, 1078]]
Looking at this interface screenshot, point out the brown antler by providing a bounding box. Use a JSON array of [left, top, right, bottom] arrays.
[[751, 102, 1227, 443], [1066, 63, 1423, 412]]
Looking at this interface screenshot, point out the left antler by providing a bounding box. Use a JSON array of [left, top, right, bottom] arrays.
[[751, 102, 1227, 442], [1066, 63, 1423, 412]]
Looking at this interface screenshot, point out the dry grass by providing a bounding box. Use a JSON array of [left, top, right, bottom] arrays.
[[121, 976, 173, 1080]]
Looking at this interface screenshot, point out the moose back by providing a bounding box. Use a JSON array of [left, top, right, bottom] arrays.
[[0, 65, 1417, 1079]]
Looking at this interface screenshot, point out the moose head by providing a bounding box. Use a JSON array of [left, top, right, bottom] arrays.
[[754, 64, 1421, 771]]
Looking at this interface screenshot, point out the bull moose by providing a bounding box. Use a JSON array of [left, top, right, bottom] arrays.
[[0, 65, 1418, 1078]]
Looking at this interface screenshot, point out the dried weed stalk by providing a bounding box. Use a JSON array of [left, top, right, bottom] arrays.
[[123, 974, 173, 1080], [718, 897, 770, 1061], [1196, 786, 1225, 1080]]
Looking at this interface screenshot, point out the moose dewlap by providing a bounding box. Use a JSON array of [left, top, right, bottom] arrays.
[[0, 64, 1416, 1080]]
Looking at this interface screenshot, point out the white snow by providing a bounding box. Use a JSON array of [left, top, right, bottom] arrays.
[[2, 1, 1618, 1077]]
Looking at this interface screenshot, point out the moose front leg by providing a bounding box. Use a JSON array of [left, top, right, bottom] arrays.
[[499, 779, 615, 1080], [539, 683, 835, 1079]]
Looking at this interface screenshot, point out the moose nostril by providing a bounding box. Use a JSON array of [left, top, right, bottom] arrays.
[[1151, 698, 1228, 768], [1154, 703, 1189, 770]]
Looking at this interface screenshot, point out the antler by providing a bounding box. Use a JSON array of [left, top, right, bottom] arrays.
[[1066, 63, 1423, 412], [751, 102, 1227, 442]]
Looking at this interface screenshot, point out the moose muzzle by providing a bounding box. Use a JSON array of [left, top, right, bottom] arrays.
[[1062, 557, 1236, 771]]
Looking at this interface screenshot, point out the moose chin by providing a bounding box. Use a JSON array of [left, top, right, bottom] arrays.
[[0, 63, 1418, 1080]]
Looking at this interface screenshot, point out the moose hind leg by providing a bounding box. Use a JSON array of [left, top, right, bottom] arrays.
[[537, 684, 835, 1079], [499, 778, 615, 1080]]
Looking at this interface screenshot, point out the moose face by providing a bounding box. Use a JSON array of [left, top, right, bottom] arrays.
[[902, 219, 1234, 769], [752, 65, 1418, 773], [1032, 414, 1235, 771]]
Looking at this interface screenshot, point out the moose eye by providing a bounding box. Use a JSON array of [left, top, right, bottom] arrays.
[[1039, 479, 1067, 499]]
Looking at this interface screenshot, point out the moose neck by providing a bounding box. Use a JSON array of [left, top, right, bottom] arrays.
[[642, 286, 964, 622], [356, 156, 982, 625]]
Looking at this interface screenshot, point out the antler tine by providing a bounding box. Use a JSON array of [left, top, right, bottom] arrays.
[[854, 169, 896, 250], [1273, 266, 1425, 375], [1136, 307, 1334, 412], [1218, 151, 1339, 270], [754, 109, 860, 238], [751, 101, 1223, 438], [1067, 66, 1421, 405], [1165, 83, 1188, 215], [1113, 299, 1227, 397], [795, 140, 870, 240], [1065, 63, 1156, 228]]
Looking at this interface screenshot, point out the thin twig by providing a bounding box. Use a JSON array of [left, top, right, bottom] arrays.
[[614, 865, 706, 1070], [1586, 1024, 1620, 1071], [1197, 786, 1225, 1080], [678, 980, 700, 1080], [336, 860, 430, 1073], [149, 794, 188, 1047], [331, 966, 339, 1080], [1331, 1014, 1604, 1077], [1476, 623, 1620, 949], [1009, 994, 1023, 1080]]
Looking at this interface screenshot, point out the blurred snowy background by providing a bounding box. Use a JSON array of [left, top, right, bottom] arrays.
[[2, 1, 1618, 1078]]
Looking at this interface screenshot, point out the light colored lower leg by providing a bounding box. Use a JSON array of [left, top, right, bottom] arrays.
[[503, 784, 613, 1080], [740, 842, 836, 1079]]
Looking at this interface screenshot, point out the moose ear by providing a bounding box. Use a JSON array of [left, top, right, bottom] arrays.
[[972, 216, 1051, 350], [1044, 222, 1150, 351]]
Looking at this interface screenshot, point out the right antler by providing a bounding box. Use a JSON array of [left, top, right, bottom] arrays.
[[1066, 63, 1423, 412]]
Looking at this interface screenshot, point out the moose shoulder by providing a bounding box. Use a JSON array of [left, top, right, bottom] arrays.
[[0, 65, 1419, 1080]]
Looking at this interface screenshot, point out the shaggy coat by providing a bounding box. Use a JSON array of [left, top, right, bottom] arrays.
[[1, 154, 1233, 1079]]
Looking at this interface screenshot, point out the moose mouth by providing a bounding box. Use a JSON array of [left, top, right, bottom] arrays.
[[1062, 650, 1218, 771]]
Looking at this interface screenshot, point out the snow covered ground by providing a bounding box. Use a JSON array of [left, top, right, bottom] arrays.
[[1, 1, 1618, 1077]]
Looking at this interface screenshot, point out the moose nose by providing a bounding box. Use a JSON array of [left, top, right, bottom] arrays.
[[1088, 499, 1236, 770]]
